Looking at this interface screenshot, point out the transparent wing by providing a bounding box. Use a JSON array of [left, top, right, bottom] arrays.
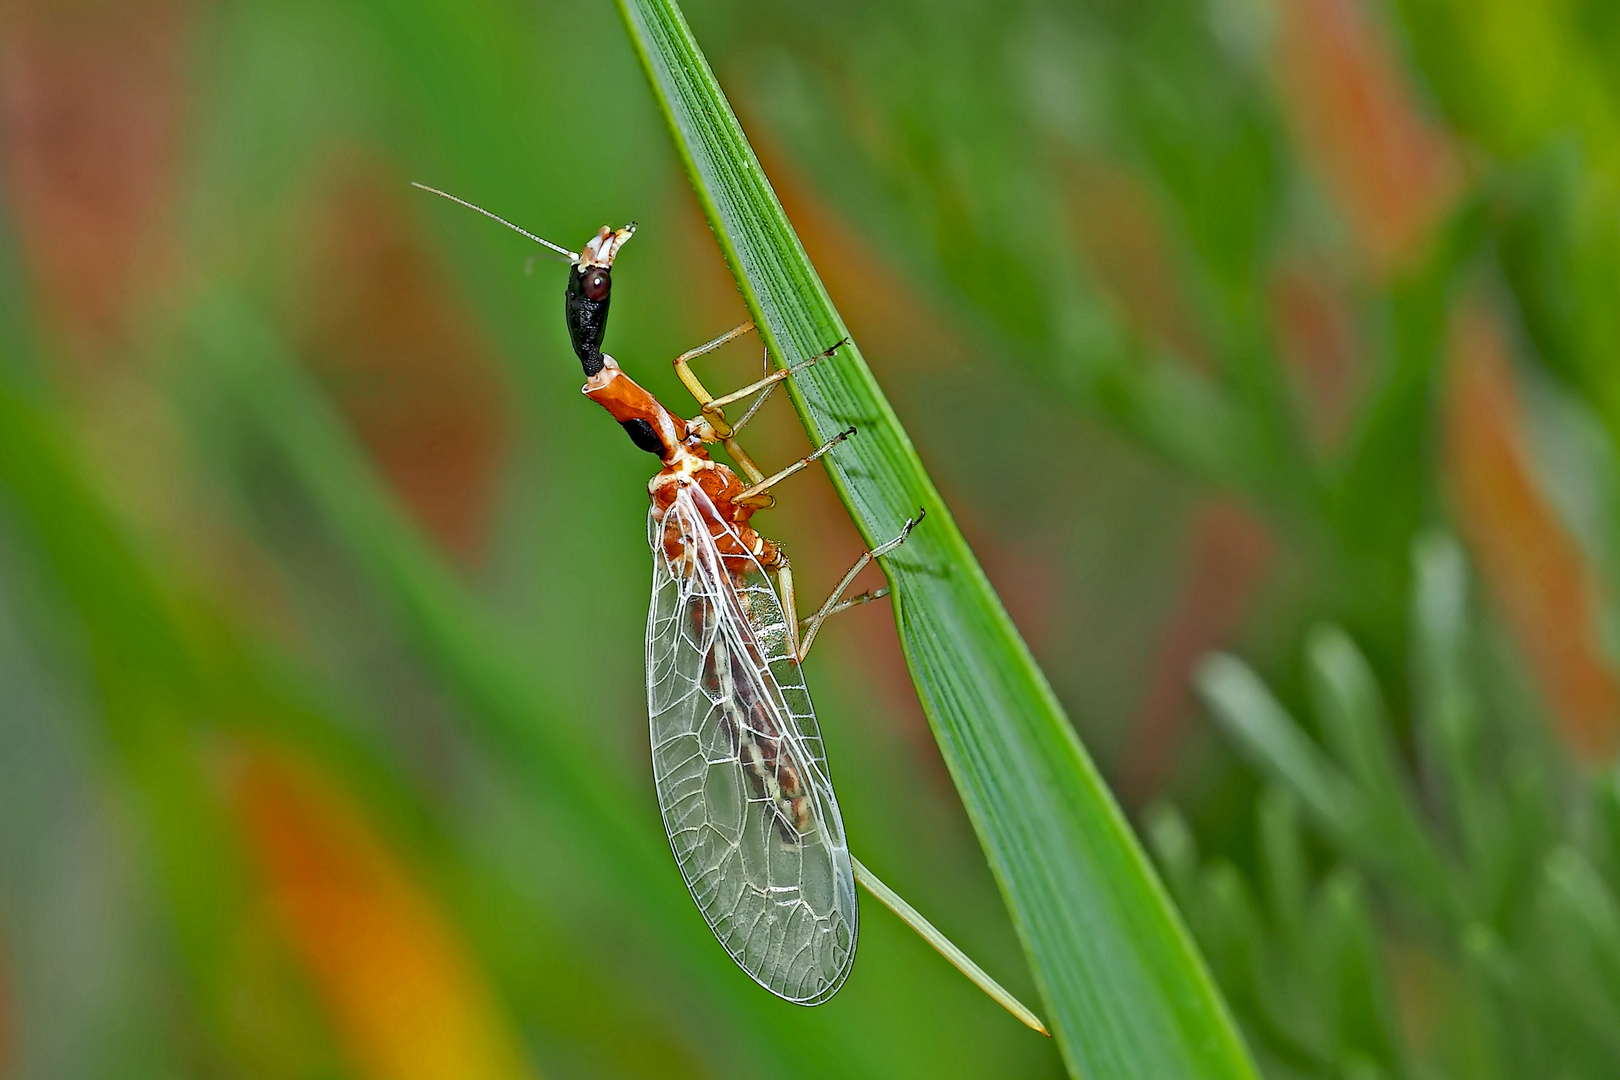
[[645, 483, 857, 1003]]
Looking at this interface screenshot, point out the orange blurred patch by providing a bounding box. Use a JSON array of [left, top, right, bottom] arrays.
[[1063, 157, 1210, 370], [0, 938, 10, 1074], [0, 0, 187, 367], [1444, 301, 1620, 760], [1276, 0, 1460, 278], [742, 130, 973, 378], [1270, 260, 1363, 450], [967, 509, 1069, 659], [789, 240, 973, 380], [228, 750, 534, 1080], [1119, 498, 1274, 802], [299, 163, 511, 562]]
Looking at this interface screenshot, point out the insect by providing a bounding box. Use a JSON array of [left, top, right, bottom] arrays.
[[414, 183, 1045, 1030]]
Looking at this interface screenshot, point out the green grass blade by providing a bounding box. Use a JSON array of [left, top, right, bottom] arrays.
[[613, 2, 1256, 1074], [1305, 627, 1459, 913], [1411, 532, 1493, 870], [1197, 654, 1366, 844]]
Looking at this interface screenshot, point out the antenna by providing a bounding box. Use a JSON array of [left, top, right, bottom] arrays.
[[411, 182, 578, 263]]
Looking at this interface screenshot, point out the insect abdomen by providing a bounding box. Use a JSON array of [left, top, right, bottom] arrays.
[[701, 612, 815, 844]]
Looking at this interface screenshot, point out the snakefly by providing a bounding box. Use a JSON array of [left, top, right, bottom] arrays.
[[414, 183, 1045, 1032]]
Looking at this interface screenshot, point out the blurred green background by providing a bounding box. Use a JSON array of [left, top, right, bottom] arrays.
[[2, 0, 1619, 1076]]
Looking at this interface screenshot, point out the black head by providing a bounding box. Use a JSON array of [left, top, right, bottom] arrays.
[[566, 262, 612, 376], [566, 224, 635, 377]]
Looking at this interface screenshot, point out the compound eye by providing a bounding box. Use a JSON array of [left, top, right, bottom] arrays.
[[582, 268, 611, 301]]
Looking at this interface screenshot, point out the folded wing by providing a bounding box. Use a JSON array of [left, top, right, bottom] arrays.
[[645, 483, 857, 1003]]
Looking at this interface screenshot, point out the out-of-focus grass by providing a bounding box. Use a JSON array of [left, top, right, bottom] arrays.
[[1166, 534, 1620, 1077], [2, 0, 1620, 1075]]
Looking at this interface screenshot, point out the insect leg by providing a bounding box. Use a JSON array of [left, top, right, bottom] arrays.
[[705, 337, 848, 413], [712, 347, 844, 488], [795, 510, 925, 662], [804, 586, 890, 624], [721, 340, 846, 443], [771, 558, 803, 658], [679, 331, 849, 495], [678, 330, 847, 440], [733, 426, 856, 508], [777, 557, 881, 660], [673, 320, 757, 433], [671, 322, 773, 483]]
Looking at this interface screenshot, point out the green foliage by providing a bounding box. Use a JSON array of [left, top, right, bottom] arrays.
[[1163, 534, 1620, 1077]]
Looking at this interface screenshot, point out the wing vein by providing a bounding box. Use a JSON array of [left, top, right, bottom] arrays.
[[644, 483, 857, 1003]]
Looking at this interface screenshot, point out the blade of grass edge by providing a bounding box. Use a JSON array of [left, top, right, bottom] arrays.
[[613, 2, 1256, 1075]]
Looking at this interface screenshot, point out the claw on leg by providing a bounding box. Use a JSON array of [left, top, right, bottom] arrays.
[[796, 508, 925, 661], [735, 426, 855, 507]]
